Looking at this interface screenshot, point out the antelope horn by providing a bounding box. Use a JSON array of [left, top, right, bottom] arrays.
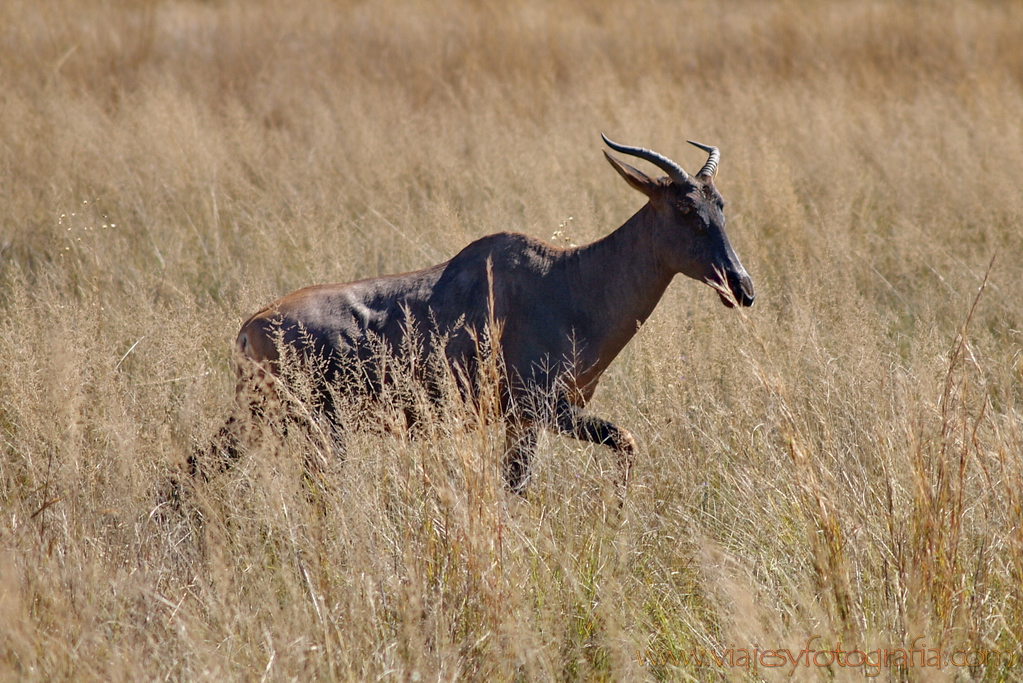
[[601, 133, 690, 185], [687, 140, 720, 179]]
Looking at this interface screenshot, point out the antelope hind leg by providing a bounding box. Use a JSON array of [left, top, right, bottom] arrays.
[[189, 357, 287, 481]]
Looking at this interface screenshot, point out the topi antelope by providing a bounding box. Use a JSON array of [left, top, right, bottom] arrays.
[[195, 135, 754, 497]]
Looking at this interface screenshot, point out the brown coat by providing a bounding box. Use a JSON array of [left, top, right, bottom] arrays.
[[223, 137, 755, 495]]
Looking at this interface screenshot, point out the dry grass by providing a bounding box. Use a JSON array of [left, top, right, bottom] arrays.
[[2, 0, 1023, 680]]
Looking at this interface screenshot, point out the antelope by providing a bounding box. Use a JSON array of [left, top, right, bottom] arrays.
[[195, 135, 754, 496]]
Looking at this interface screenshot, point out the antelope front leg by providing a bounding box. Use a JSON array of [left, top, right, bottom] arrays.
[[554, 398, 636, 499], [503, 419, 539, 495]]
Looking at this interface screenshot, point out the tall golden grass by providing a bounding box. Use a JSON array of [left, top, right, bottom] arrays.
[[2, 0, 1022, 679]]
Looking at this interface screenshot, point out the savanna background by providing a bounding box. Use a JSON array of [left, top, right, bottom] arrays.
[[2, 0, 1022, 680]]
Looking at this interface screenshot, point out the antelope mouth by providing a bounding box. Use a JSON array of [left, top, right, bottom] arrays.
[[712, 271, 755, 308]]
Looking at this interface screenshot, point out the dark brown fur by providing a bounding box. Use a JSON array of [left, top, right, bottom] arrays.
[[197, 139, 755, 496]]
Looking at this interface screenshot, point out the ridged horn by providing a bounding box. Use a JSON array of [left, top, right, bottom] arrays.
[[687, 140, 720, 179], [601, 133, 690, 185]]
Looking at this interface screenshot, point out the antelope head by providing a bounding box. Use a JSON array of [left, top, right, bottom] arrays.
[[602, 134, 755, 308]]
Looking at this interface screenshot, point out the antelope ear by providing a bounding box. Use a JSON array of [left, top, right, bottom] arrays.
[[604, 151, 659, 198]]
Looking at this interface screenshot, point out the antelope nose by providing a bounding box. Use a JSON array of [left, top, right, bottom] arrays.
[[728, 270, 755, 307]]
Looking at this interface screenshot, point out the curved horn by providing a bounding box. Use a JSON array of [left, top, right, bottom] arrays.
[[687, 140, 720, 179], [601, 133, 690, 185]]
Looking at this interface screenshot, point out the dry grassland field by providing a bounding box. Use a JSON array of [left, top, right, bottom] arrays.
[[2, 0, 1023, 680]]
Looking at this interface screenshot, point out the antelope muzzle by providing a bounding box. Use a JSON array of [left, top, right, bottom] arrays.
[[720, 269, 755, 308]]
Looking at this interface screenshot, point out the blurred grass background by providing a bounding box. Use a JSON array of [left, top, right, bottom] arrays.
[[1, 0, 1022, 679]]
